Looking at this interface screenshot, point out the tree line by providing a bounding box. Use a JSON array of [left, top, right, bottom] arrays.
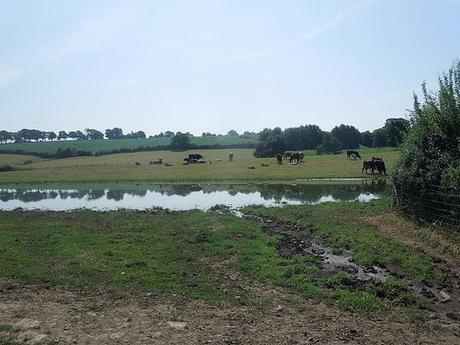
[[0, 128, 148, 144], [254, 118, 410, 157], [0, 119, 410, 156], [0, 127, 255, 145]]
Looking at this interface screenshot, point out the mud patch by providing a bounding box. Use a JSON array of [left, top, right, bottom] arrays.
[[250, 214, 460, 325]]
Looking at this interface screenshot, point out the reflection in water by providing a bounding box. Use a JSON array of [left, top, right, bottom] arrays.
[[0, 181, 387, 211]]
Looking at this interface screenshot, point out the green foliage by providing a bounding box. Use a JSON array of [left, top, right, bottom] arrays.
[[254, 127, 285, 157], [0, 165, 15, 172], [384, 118, 410, 146], [360, 130, 373, 147], [372, 128, 388, 147], [171, 132, 192, 150], [316, 132, 342, 154], [393, 61, 460, 189], [331, 124, 361, 149]]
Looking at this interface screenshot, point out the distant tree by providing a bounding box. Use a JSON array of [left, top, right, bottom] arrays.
[[135, 130, 146, 139], [202, 132, 216, 137], [164, 131, 175, 138], [330, 124, 361, 149], [0, 130, 12, 144], [75, 130, 86, 140], [242, 131, 256, 136], [171, 131, 191, 150], [105, 128, 123, 139], [227, 129, 239, 136], [384, 118, 411, 146], [372, 128, 388, 147], [124, 131, 146, 139], [316, 133, 342, 154], [58, 131, 68, 141], [254, 127, 285, 157], [85, 129, 104, 140], [68, 131, 78, 140], [48, 131, 57, 141], [360, 131, 373, 147]]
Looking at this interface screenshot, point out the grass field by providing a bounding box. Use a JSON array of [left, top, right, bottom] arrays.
[[0, 147, 399, 184], [0, 134, 259, 155], [0, 200, 458, 318]]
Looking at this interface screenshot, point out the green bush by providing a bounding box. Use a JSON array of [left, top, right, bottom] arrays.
[[393, 61, 460, 189], [0, 165, 15, 172]]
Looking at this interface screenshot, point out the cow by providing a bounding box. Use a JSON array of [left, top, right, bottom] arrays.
[[374, 159, 387, 175], [290, 151, 304, 164], [362, 160, 375, 174], [228, 152, 234, 161], [276, 153, 283, 165], [346, 150, 361, 160], [150, 158, 162, 165], [362, 157, 387, 175], [185, 154, 204, 164]]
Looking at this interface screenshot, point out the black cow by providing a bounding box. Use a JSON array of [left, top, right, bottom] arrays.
[[362, 157, 387, 175], [185, 153, 204, 164], [347, 150, 361, 160], [362, 160, 375, 174], [276, 153, 283, 165]]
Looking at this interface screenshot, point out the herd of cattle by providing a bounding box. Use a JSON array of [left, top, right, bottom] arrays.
[[143, 149, 387, 175]]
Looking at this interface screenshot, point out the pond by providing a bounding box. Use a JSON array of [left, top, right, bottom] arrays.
[[0, 182, 387, 211]]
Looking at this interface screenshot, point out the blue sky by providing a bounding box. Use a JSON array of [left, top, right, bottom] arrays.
[[1, 0, 459, 135]]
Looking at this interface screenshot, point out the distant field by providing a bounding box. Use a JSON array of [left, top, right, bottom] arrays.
[[0, 147, 399, 184], [0, 135, 259, 155]]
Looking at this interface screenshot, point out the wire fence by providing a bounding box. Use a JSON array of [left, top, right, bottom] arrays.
[[393, 184, 460, 230]]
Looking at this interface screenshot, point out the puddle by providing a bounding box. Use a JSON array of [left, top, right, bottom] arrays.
[[0, 182, 387, 211]]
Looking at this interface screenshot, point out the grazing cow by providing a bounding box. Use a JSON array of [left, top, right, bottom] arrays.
[[135, 162, 141, 166], [283, 151, 295, 160], [362, 160, 375, 174], [290, 152, 303, 164], [276, 153, 283, 165], [374, 159, 387, 175], [228, 152, 234, 161], [362, 157, 386, 175], [347, 150, 361, 160]]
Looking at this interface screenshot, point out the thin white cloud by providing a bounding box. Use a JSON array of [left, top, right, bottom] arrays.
[[0, 63, 23, 87], [225, 0, 371, 62]]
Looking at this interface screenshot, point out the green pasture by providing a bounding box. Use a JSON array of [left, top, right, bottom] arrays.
[[0, 199, 456, 319], [0, 135, 258, 155], [0, 147, 399, 184]]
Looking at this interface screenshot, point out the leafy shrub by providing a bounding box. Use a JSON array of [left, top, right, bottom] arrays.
[[393, 61, 460, 189], [0, 165, 15, 172]]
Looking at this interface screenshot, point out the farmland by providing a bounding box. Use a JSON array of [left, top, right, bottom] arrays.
[[0, 134, 259, 156], [0, 147, 399, 184]]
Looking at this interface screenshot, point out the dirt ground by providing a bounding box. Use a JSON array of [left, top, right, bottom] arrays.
[[1, 278, 459, 345]]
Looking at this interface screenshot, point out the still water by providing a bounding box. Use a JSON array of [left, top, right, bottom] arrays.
[[0, 182, 387, 211]]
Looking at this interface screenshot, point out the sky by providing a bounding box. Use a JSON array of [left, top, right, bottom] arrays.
[[1, 0, 459, 135]]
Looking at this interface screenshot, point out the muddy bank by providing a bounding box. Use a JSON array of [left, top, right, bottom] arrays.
[[253, 214, 460, 324]]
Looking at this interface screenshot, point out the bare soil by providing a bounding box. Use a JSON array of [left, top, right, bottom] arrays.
[[1, 276, 459, 345]]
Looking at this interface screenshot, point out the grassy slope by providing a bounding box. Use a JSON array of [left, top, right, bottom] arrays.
[[0, 147, 399, 183], [1, 200, 457, 318], [0, 135, 258, 154], [0, 154, 42, 166]]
